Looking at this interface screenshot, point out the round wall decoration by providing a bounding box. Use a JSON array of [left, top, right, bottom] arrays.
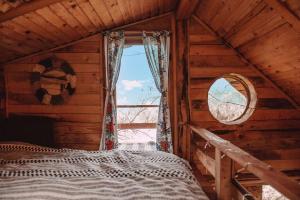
[[207, 73, 257, 125], [31, 57, 76, 105]]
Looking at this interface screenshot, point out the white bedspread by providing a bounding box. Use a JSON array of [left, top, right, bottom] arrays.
[[0, 143, 208, 200]]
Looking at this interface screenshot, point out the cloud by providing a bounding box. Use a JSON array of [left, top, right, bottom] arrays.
[[121, 80, 143, 91]]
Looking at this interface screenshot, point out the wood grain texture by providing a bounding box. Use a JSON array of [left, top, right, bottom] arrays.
[[194, 0, 300, 107], [2, 14, 174, 151], [0, 69, 5, 118], [191, 127, 300, 200], [0, 0, 178, 64], [187, 16, 300, 195], [3, 35, 103, 150]]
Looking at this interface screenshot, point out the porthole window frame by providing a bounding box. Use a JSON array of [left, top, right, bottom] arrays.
[[207, 73, 257, 125]]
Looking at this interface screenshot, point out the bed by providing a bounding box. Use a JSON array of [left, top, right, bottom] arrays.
[[0, 143, 208, 200]]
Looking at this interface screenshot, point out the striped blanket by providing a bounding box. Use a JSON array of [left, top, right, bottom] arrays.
[[0, 143, 208, 200]]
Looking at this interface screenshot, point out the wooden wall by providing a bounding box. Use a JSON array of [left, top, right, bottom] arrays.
[[3, 35, 104, 150], [188, 17, 300, 173], [194, 0, 300, 109], [0, 68, 5, 118], [2, 14, 174, 151]]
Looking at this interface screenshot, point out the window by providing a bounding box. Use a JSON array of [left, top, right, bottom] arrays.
[[116, 45, 160, 150], [208, 74, 257, 125]]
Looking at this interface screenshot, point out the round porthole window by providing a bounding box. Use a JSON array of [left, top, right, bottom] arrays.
[[208, 73, 257, 125]]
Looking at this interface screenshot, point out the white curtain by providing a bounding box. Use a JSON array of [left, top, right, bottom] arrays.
[[100, 31, 125, 150], [143, 31, 173, 153]]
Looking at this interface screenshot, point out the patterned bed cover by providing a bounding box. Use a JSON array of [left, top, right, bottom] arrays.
[[0, 143, 208, 200]]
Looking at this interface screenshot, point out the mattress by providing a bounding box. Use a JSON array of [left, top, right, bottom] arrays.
[[0, 143, 208, 200]]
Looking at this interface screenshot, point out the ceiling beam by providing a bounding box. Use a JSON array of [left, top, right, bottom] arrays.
[[176, 0, 200, 20], [112, 12, 173, 30], [192, 15, 300, 109], [264, 0, 300, 33], [0, 0, 65, 23]]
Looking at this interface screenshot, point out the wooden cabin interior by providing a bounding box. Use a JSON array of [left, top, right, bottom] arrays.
[[0, 0, 300, 199]]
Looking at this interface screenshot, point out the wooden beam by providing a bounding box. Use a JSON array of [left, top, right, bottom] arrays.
[[192, 15, 300, 109], [2, 12, 173, 65], [176, 0, 200, 20], [176, 18, 190, 159], [171, 14, 179, 156], [0, 0, 65, 23], [118, 123, 156, 129], [117, 105, 159, 108], [237, 170, 300, 186], [215, 149, 233, 200], [190, 126, 300, 200], [195, 149, 216, 177], [112, 12, 173, 30], [264, 0, 300, 33]]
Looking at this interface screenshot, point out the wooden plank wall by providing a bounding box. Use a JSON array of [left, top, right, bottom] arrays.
[[188, 17, 300, 173], [0, 68, 5, 118], [194, 0, 300, 108], [2, 14, 173, 151], [3, 35, 103, 150]]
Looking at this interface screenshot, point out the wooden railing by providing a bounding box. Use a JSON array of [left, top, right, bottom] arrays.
[[190, 126, 300, 200], [117, 105, 158, 130]]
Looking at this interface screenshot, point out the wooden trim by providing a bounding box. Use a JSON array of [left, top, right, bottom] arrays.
[[185, 19, 192, 161], [99, 33, 104, 142], [171, 14, 179, 155], [2, 12, 174, 65], [176, 0, 200, 20], [4, 67, 8, 118], [190, 126, 300, 200], [176, 18, 191, 159], [0, 0, 66, 23], [117, 105, 159, 108], [118, 123, 156, 129], [238, 172, 300, 186], [195, 149, 215, 177], [215, 149, 233, 200], [192, 15, 300, 109], [112, 12, 173, 31], [264, 0, 300, 33]]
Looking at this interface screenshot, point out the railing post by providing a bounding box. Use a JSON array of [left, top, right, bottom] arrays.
[[215, 148, 233, 200]]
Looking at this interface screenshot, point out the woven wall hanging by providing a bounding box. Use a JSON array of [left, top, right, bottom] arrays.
[[31, 57, 76, 105]]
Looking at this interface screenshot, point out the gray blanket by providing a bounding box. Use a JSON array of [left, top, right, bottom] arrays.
[[0, 143, 208, 200]]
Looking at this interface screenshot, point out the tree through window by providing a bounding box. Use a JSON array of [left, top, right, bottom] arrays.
[[116, 45, 160, 150]]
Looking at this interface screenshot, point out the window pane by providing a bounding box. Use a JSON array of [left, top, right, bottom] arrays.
[[118, 129, 156, 143], [208, 77, 248, 122], [117, 107, 159, 123], [116, 45, 159, 150]]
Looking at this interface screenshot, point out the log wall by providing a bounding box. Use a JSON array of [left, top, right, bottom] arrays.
[[3, 35, 104, 150], [188, 17, 300, 172]]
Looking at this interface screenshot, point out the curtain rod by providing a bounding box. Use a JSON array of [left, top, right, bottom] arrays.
[[102, 31, 172, 37]]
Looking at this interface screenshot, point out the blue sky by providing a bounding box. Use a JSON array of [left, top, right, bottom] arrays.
[[116, 45, 160, 105], [209, 78, 246, 105], [116, 45, 246, 106]]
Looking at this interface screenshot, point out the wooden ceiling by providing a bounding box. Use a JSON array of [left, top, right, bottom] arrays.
[[0, 0, 32, 13], [0, 0, 178, 63], [194, 0, 300, 107], [1, 0, 299, 107]]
